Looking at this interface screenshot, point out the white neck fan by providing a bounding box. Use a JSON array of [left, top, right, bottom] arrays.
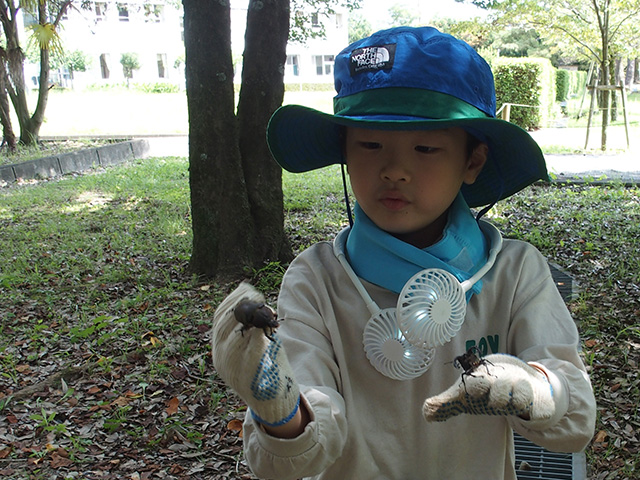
[[396, 221, 503, 349], [333, 221, 502, 380], [334, 230, 435, 381]]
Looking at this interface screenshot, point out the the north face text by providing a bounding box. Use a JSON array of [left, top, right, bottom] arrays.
[[350, 44, 396, 75]]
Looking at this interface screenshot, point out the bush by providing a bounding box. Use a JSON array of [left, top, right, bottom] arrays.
[[494, 57, 556, 130], [284, 83, 334, 92], [84, 82, 181, 93], [556, 69, 570, 102], [133, 82, 181, 93], [568, 70, 587, 97]]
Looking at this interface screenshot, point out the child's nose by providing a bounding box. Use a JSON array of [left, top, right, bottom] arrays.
[[381, 155, 410, 182]]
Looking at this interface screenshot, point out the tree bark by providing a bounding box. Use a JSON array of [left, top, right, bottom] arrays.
[[598, 0, 609, 151], [625, 58, 635, 88], [0, 0, 31, 142], [0, 48, 16, 150], [237, 0, 292, 265], [0, 0, 69, 145], [184, 0, 292, 278], [184, 0, 255, 278]]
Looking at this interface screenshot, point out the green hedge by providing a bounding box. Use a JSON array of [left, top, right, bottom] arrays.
[[284, 83, 334, 92], [494, 57, 556, 130], [568, 70, 587, 97], [556, 69, 570, 102], [86, 82, 181, 93], [556, 69, 588, 102]]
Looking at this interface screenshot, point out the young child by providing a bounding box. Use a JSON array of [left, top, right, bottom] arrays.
[[212, 26, 596, 479]]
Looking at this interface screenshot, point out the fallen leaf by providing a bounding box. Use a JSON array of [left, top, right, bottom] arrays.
[[166, 397, 180, 416], [594, 430, 608, 443], [111, 396, 131, 407], [142, 331, 162, 347], [51, 452, 73, 468], [227, 418, 243, 437]]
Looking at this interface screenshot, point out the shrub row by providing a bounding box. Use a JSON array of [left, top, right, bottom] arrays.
[[494, 58, 587, 130], [86, 82, 182, 93]]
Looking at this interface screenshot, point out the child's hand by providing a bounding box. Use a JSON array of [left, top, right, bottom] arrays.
[[212, 282, 300, 427], [423, 354, 555, 422]]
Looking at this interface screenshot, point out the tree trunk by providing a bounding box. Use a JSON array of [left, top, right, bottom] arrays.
[[599, 1, 609, 151], [23, 41, 51, 144], [0, 48, 17, 151], [237, 0, 293, 265], [184, 0, 293, 279], [1, 0, 31, 144], [611, 56, 620, 122], [183, 0, 255, 278], [625, 58, 634, 88], [0, 0, 58, 145]]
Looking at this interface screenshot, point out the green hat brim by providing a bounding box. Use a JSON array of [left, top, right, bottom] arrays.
[[267, 104, 549, 208]]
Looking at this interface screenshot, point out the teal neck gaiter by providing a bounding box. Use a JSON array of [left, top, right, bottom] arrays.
[[345, 193, 488, 299]]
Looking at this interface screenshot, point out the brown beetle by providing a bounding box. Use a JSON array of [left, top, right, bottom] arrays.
[[233, 298, 279, 341]]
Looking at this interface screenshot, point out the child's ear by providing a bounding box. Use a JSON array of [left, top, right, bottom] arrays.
[[463, 143, 488, 185]]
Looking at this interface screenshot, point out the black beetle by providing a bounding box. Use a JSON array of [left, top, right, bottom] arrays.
[[233, 298, 279, 341], [453, 346, 494, 390]]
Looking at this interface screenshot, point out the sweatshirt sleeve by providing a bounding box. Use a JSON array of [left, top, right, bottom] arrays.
[[242, 244, 349, 479], [504, 242, 596, 452]]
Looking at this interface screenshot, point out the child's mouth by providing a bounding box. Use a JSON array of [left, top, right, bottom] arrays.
[[380, 197, 409, 210]]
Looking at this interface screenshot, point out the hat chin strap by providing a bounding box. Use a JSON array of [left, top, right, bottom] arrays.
[[475, 155, 505, 220], [341, 163, 354, 227]]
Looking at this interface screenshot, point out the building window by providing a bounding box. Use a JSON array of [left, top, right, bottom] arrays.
[[99, 53, 110, 79], [311, 12, 320, 27], [315, 55, 334, 76], [157, 54, 167, 78], [95, 2, 107, 22], [335, 13, 343, 29], [286, 55, 299, 76], [118, 3, 129, 22]]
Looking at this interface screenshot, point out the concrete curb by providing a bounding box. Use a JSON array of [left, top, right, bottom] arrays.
[[0, 138, 150, 184]]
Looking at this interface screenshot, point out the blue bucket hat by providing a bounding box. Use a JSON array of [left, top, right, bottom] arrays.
[[267, 26, 549, 208]]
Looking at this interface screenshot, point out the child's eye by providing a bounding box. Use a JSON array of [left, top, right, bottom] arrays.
[[358, 141, 382, 150], [415, 145, 438, 154]]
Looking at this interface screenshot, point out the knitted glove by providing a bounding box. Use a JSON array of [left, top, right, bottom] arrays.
[[423, 354, 554, 422], [212, 282, 300, 427]]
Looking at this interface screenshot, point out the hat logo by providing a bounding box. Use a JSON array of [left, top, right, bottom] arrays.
[[350, 44, 396, 76]]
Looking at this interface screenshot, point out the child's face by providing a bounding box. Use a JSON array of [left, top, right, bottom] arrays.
[[345, 126, 487, 248]]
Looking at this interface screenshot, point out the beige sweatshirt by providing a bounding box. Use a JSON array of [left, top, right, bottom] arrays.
[[242, 236, 596, 480]]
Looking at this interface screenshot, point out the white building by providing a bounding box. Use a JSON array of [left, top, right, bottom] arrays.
[[24, 1, 348, 90], [231, 4, 349, 86]]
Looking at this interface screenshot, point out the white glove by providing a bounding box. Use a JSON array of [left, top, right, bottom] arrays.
[[212, 282, 300, 427], [423, 354, 555, 422]]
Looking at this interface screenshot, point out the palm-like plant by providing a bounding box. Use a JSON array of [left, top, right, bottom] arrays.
[[0, 0, 71, 146]]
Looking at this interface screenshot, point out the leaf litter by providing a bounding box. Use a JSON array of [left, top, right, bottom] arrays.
[[1, 161, 639, 479]]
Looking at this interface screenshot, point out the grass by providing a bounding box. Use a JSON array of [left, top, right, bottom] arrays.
[[0, 157, 639, 478]]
